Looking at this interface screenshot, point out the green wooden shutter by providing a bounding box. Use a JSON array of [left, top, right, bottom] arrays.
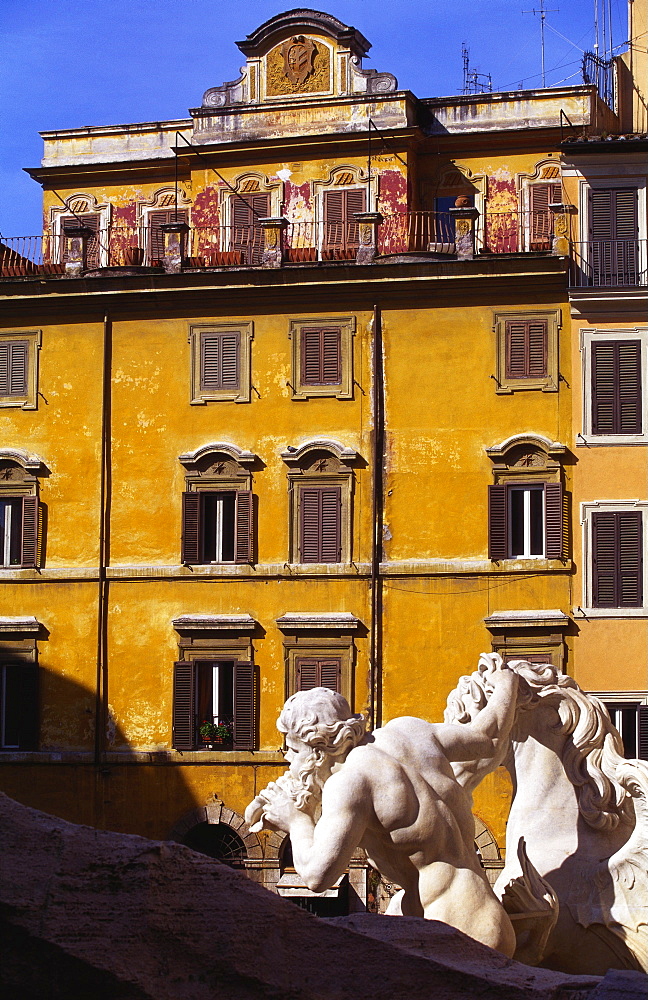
[[181, 492, 201, 564], [234, 490, 253, 564], [233, 661, 255, 750], [172, 661, 196, 750], [488, 485, 508, 559]]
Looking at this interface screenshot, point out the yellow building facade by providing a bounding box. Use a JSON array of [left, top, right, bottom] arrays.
[[0, 7, 645, 909]]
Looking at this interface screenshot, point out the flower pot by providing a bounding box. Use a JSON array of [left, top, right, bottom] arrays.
[[124, 247, 144, 266]]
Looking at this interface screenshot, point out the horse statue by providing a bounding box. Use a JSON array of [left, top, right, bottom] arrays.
[[444, 654, 648, 975]]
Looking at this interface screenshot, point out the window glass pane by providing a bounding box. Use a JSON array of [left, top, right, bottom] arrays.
[[510, 489, 525, 556], [0, 499, 21, 566], [202, 492, 236, 562]]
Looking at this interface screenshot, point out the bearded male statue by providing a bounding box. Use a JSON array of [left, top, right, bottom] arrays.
[[245, 658, 519, 956]]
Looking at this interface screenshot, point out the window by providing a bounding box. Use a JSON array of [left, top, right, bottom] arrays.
[[283, 440, 359, 564], [172, 659, 254, 751], [230, 194, 269, 265], [300, 486, 341, 563], [147, 208, 188, 264], [486, 610, 569, 673], [580, 502, 648, 615], [289, 316, 355, 399], [189, 322, 253, 404], [589, 188, 639, 286], [580, 329, 647, 444], [592, 511, 642, 608], [489, 482, 564, 560], [0, 330, 41, 409], [0, 497, 38, 568], [182, 490, 252, 564], [605, 702, 648, 759], [59, 213, 101, 269], [1, 661, 39, 750], [322, 188, 365, 259], [493, 311, 560, 393], [295, 656, 341, 691], [277, 612, 361, 706], [528, 183, 561, 250]]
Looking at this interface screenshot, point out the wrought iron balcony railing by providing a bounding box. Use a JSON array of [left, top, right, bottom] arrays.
[[568, 240, 647, 288]]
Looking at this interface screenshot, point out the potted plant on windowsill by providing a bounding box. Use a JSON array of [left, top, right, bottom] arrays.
[[199, 720, 233, 748]]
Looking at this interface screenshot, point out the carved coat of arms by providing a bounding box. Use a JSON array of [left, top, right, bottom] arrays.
[[280, 35, 316, 85]]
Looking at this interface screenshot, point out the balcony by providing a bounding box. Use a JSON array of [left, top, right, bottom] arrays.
[[0, 208, 561, 277], [569, 240, 647, 288]]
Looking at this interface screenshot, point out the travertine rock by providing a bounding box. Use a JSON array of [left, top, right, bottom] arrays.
[[0, 792, 642, 1000]]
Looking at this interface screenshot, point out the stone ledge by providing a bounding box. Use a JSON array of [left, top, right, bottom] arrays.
[[484, 610, 571, 630]]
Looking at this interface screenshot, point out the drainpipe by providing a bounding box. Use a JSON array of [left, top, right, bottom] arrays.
[[370, 303, 384, 730], [94, 313, 112, 765]]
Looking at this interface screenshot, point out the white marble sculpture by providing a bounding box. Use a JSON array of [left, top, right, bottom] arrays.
[[245, 661, 521, 956], [445, 656, 648, 975]]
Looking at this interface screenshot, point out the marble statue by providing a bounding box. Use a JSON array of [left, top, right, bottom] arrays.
[[445, 656, 648, 975], [245, 660, 521, 956]]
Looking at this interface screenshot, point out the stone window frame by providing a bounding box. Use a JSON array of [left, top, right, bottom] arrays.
[[49, 193, 111, 267], [188, 321, 254, 404], [578, 326, 648, 445], [281, 439, 359, 565], [493, 310, 561, 393], [0, 329, 41, 410], [221, 172, 282, 231], [0, 616, 41, 751], [277, 613, 362, 708], [0, 448, 46, 569], [579, 500, 648, 618], [517, 158, 564, 251], [178, 443, 257, 565], [288, 315, 355, 400]]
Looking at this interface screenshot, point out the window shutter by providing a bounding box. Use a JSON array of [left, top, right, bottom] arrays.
[[302, 328, 323, 384], [320, 487, 342, 562], [544, 483, 564, 559], [590, 190, 613, 240], [181, 492, 201, 564], [618, 511, 643, 607], [0, 342, 28, 396], [505, 321, 547, 379], [21, 495, 39, 568], [300, 487, 323, 562], [61, 213, 101, 267], [639, 706, 648, 760], [201, 331, 240, 390], [324, 190, 345, 248], [17, 664, 39, 749], [488, 485, 508, 559], [319, 658, 341, 692], [231, 195, 268, 264], [297, 658, 319, 691], [321, 328, 341, 384], [172, 661, 195, 750], [234, 490, 253, 563], [148, 209, 188, 263], [613, 190, 638, 240], [592, 512, 618, 607], [346, 188, 366, 249], [529, 184, 555, 243], [618, 341, 642, 434], [593, 341, 642, 435], [233, 661, 255, 750]]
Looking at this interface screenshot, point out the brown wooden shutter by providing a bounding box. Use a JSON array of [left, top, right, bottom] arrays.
[[148, 209, 188, 263], [0, 342, 28, 396], [321, 328, 341, 384], [233, 661, 254, 750], [21, 495, 39, 568], [172, 661, 195, 750], [488, 485, 508, 559], [590, 189, 638, 284], [181, 492, 201, 564], [505, 321, 547, 379], [300, 487, 323, 562], [297, 658, 319, 690], [346, 188, 366, 250], [234, 490, 253, 563], [201, 331, 240, 391], [320, 487, 342, 562], [231, 195, 268, 264], [319, 658, 341, 692], [529, 184, 560, 245], [324, 190, 345, 249], [61, 213, 101, 267], [592, 341, 641, 435], [301, 328, 323, 384], [544, 483, 564, 559], [593, 511, 643, 608], [639, 706, 648, 760]]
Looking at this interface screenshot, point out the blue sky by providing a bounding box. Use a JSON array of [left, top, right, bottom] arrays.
[[0, 0, 629, 236]]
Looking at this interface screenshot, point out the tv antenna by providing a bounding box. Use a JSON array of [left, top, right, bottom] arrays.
[[523, 0, 559, 86], [461, 43, 492, 95]]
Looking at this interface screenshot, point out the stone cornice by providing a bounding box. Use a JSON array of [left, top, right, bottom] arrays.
[[276, 613, 363, 631], [172, 614, 257, 633]]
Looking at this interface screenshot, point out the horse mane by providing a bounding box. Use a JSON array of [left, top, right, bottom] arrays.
[[445, 656, 633, 832]]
